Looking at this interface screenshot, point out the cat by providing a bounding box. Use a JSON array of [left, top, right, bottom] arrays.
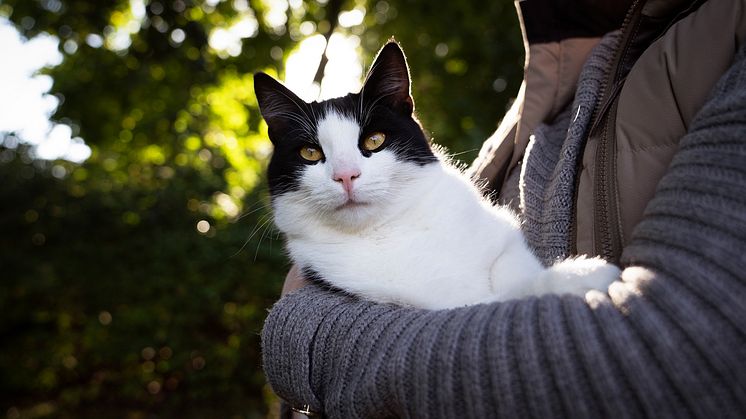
[[253, 41, 620, 309]]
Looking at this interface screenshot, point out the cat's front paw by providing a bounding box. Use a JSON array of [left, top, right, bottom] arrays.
[[536, 256, 620, 297]]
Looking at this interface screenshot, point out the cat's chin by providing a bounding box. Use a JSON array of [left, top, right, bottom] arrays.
[[325, 200, 379, 231]]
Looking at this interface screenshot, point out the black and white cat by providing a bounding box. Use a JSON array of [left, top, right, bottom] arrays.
[[254, 41, 619, 309]]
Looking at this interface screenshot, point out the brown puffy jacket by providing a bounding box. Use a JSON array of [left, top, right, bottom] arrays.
[[472, 0, 746, 263]]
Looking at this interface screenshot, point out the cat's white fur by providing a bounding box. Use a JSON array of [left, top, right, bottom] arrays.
[[273, 111, 620, 309]]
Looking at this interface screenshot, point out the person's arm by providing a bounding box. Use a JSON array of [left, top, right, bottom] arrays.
[[262, 48, 746, 418]]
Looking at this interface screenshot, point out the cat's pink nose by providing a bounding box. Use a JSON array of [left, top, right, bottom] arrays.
[[333, 169, 361, 194]]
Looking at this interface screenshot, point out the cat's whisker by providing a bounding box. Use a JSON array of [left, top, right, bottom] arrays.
[[231, 214, 274, 258], [236, 201, 273, 222], [274, 89, 317, 134], [447, 148, 480, 158], [254, 218, 279, 262], [281, 115, 317, 139]]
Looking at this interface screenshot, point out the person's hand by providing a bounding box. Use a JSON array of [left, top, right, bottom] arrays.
[[281, 264, 309, 296]]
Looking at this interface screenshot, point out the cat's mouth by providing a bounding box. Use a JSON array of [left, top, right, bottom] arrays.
[[336, 199, 368, 210]]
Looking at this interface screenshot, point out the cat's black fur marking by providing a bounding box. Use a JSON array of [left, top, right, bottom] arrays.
[[255, 41, 437, 197], [300, 266, 355, 296], [360, 42, 414, 116]]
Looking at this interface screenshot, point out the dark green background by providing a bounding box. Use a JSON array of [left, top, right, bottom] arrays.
[[0, 0, 523, 417]]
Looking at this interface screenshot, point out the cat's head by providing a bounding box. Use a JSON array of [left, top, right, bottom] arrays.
[[254, 41, 437, 232]]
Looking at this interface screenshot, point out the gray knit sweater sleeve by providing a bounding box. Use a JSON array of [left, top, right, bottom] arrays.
[[262, 50, 746, 418]]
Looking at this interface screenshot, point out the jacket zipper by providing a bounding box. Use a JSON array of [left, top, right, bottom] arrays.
[[570, 0, 644, 261], [593, 90, 626, 263], [586, 0, 704, 263], [593, 0, 648, 264]]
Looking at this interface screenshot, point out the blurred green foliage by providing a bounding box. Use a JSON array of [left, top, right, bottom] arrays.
[[0, 0, 522, 417]]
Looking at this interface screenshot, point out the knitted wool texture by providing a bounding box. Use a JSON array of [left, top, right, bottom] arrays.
[[261, 42, 746, 419], [520, 33, 619, 264]]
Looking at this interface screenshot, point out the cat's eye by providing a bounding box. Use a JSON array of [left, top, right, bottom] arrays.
[[363, 132, 386, 151], [299, 146, 323, 162]]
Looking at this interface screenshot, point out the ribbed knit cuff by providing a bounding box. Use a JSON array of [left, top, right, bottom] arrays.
[[261, 286, 338, 413]]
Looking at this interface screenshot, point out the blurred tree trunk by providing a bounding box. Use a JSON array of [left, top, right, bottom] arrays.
[[314, 0, 343, 84]]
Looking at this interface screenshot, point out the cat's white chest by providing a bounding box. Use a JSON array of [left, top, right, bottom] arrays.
[[288, 224, 494, 308]]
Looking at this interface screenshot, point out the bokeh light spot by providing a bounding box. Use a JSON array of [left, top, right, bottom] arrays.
[[62, 355, 78, 369], [196, 220, 210, 234], [147, 380, 161, 394], [98, 311, 112, 325], [141, 346, 156, 360]]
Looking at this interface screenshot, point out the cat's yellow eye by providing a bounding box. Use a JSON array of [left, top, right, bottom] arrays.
[[299, 146, 323, 162], [363, 132, 386, 151]]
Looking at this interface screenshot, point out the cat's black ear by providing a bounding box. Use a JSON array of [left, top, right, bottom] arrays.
[[254, 72, 306, 140], [361, 41, 414, 115]]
